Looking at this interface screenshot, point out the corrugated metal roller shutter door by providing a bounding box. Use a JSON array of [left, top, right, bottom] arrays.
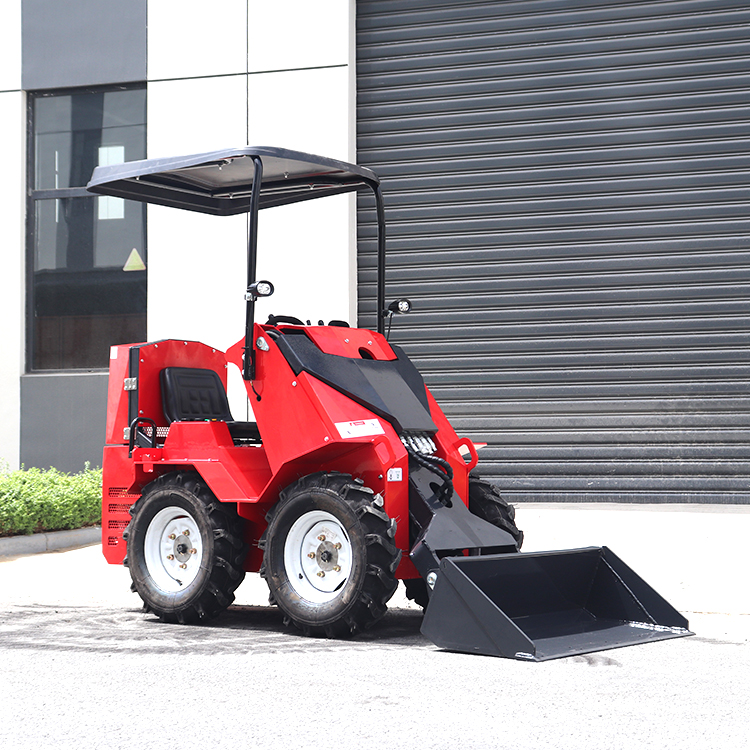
[[356, 0, 750, 503]]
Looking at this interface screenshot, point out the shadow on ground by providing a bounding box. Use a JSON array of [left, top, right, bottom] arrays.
[[0, 603, 429, 656]]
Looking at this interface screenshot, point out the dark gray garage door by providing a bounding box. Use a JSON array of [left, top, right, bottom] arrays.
[[356, 0, 750, 503]]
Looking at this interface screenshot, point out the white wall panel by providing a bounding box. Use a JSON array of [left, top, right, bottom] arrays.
[[147, 206, 247, 349], [147, 76, 248, 354], [147, 75, 248, 157], [147, 2, 356, 409], [248, 66, 355, 323], [255, 194, 353, 326], [148, 0, 247, 81], [247, 0, 349, 72], [247, 66, 349, 158], [0, 92, 25, 468]]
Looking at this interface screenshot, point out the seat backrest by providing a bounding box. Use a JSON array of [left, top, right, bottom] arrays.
[[160, 367, 232, 424]]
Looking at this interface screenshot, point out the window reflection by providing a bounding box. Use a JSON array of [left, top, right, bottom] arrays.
[[30, 86, 146, 370]]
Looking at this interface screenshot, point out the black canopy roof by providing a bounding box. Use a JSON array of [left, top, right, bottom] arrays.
[[86, 146, 379, 215], [87, 145, 389, 362]]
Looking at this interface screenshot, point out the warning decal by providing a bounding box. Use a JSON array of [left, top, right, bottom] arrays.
[[335, 419, 385, 439]]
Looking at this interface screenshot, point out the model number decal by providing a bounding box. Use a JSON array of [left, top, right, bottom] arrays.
[[335, 419, 385, 439]]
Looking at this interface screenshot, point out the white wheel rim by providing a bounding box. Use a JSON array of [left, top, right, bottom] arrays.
[[284, 510, 353, 604], [144, 506, 203, 593]]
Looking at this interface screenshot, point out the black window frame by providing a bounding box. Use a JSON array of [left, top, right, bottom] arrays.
[[26, 82, 148, 373]]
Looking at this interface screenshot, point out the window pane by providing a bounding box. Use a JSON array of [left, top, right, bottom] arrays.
[[33, 273, 146, 370], [34, 196, 146, 272], [30, 86, 147, 371], [34, 88, 146, 190], [32, 195, 146, 369]]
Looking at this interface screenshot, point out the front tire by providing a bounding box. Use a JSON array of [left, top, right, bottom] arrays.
[[260, 472, 401, 637], [123, 472, 247, 624]]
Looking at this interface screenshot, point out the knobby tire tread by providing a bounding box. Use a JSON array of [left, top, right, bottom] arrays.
[[259, 472, 401, 638], [468, 474, 524, 550], [404, 475, 524, 610], [123, 471, 248, 624]]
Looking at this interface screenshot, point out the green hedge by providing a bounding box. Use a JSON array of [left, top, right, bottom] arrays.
[[0, 465, 102, 537]]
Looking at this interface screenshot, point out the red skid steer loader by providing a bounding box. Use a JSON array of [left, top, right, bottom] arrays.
[[89, 147, 692, 661]]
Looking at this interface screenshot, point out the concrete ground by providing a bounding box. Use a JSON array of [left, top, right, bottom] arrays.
[[0, 503, 748, 750]]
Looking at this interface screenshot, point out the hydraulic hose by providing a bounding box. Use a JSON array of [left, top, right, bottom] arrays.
[[405, 446, 454, 506]]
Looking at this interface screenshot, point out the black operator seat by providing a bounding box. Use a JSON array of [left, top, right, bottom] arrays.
[[160, 367, 261, 444]]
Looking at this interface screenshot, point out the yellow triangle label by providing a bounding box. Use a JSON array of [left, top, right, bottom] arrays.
[[123, 248, 146, 272]]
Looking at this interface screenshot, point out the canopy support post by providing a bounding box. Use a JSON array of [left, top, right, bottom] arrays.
[[373, 182, 387, 335], [243, 156, 263, 381]]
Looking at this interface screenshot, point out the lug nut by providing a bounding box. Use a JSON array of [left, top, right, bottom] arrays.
[[333, 565, 341, 572], [308, 552, 316, 559], [166, 554, 174, 560], [179, 564, 187, 569], [334, 542, 341, 549], [183, 530, 190, 536], [168, 534, 176, 540], [189, 548, 197, 555], [317, 571, 325, 578], [317, 534, 326, 541]]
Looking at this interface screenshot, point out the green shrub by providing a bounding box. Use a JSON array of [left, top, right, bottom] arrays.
[[0, 464, 102, 537]]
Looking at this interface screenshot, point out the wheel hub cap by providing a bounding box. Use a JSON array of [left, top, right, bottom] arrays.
[[174, 535, 192, 562], [144, 506, 203, 592], [284, 511, 353, 603], [316, 541, 338, 571]]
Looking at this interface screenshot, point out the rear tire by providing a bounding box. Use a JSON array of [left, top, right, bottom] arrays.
[[468, 474, 524, 550], [260, 472, 401, 637], [123, 472, 247, 624], [405, 475, 523, 610]]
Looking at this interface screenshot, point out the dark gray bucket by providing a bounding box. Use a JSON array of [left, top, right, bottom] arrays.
[[420, 547, 692, 661]]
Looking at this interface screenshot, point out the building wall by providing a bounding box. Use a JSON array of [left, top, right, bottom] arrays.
[[0, 1, 24, 469], [21, 0, 147, 89], [4, 0, 356, 470], [2, 0, 747, 504], [356, 0, 750, 504], [146, 0, 355, 417]]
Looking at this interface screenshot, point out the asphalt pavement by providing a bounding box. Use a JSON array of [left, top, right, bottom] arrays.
[[1, 502, 748, 750]]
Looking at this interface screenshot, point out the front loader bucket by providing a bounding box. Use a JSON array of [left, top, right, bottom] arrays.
[[421, 547, 692, 661]]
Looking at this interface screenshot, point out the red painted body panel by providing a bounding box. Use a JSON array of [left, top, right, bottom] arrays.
[[105, 343, 140, 446], [102, 324, 472, 581]]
